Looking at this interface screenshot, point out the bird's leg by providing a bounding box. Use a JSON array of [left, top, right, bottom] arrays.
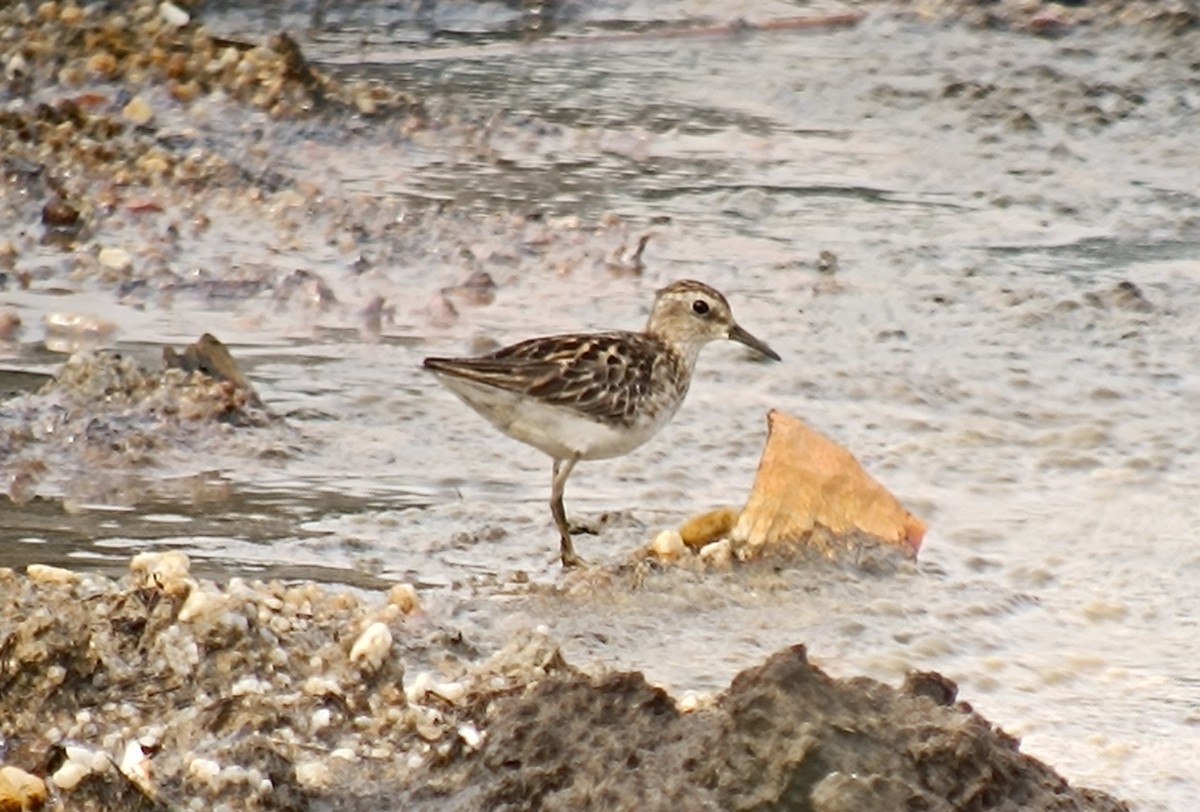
[[551, 456, 584, 567]]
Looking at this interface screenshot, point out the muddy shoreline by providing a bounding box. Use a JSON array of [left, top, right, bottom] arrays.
[[0, 559, 1128, 811], [4, 0, 1198, 808]]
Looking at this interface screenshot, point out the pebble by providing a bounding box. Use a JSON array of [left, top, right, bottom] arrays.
[[122, 95, 155, 127], [295, 760, 332, 790], [26, 563, 80, 584], [0, 764, 48, 809], [698, 538, 733, 568], [130, 550, 192, 595], [187, 756, 220, 785], [159, 0, 189, 27], [120, 740, 152, 790], [649, 529, 687, 561], [98, 246, 134, 272], [51, 758, 91, 791], [177, 587, 227, 623], [679, 506, 739, 549], [387, 582, 420, 614], [349, 621, 393, 670]]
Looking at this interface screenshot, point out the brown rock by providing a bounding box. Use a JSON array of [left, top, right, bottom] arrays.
[[0, 764, 47, 811], [733, 410, 925, 558], [679, 506, 739, 549]]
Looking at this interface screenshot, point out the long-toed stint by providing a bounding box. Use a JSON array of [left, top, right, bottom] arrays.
[[423, 279, 780, 567]]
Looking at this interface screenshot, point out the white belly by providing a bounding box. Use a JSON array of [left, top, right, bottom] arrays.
[[432, 374, 679, 461]]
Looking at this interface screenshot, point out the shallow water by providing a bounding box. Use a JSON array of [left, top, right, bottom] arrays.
[[4, 4, 1200, 808]]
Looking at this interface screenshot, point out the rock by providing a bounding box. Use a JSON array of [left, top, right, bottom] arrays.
[[163, 333, 265, 409], [25, 563, 79, 585], [649, 529, 687, 561], [158, 1, 189, 28], [42, 313, 117, 352], [387, 583, 420, 614], [0, 764, 47, 810], [679, 506, 739, 548], [129, 550, 192, 596], [121, 96, 154, 127], [350, 621, 393, 670], [732, 410, 926, 559], [97, 246, 133, 273]]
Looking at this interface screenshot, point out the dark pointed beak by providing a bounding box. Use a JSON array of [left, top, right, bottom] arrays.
[[729, 323, 781, 361]]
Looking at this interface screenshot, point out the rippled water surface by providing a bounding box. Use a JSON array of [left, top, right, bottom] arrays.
[[4, 4, 1200, 808]]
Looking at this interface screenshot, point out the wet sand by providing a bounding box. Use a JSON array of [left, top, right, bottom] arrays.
[[3, 1, 1200, 809]]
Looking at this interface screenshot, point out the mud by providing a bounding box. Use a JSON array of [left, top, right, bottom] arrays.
[[3, 0, 1199, 809], [0, 564, 1126, 811]]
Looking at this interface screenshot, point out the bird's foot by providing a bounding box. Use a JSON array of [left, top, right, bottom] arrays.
[[559, 538, 590, 568]]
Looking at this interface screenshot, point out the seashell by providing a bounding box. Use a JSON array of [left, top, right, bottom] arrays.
[[387, 583, 419, 615], [733, 411, 925, 557], [349, 621, 392, 670], [177, 588, 227, 623], [26, 564, 80, 584], [0, 765, 47, 809], [159, 1, 189, 27], [295, 761, 332, 790], [679, 506, 739, 548], [649, 529, 687, 561], [129, 550, 192, 596]]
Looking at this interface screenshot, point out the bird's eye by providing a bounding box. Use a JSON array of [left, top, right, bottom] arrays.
[[692, 299, 710, 316]]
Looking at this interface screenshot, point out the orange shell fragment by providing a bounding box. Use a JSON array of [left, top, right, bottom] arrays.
[[733, 410, 925, 557]]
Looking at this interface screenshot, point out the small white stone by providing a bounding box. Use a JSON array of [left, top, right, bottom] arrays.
[[405, 671, 433, 703], [649, 529, 687, 561], [98, 246, 134, 273], [231, 676, 269, 697], [188, 757, 220, 785], [159, 1, 190, 27], [412, 706, 444, 741], [302, 676, 342, 696], [430, 681, 466, 704], [51, 760, 90, 790], [387, 583, 419, 614], [329, 748, 357, 762], [699, 538, 733, 568], [311, 708, 332, 731], [5, 52, 28, 79], [349, 621, 392, 670], [458, 723, 484, 751], [26, 564, 80, 584], [178, 588, 227, 623], [294, 761, 331, 790], [129, 551, 192, 595], [120, 740, 152, 790]]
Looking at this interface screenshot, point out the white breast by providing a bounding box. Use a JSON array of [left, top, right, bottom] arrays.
[[431, 374, 681, 461]]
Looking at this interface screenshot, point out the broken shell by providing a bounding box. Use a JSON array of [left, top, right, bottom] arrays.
[[26, 563, 80, 584], [387, 583, 419, 614], [159, 0, 189, 27], [295, 761, 332, 790], [0, 764, 48, 810], [98, 246, 134, 272], [679, 506, 739, 548], [458, 723, 484, 751], [119, 740, 152, 791], [649, 529, 687, 561], [698, 538, 733, 568], [177, 587, 227, 623], [187, 756, 220, 785], [130, 550, 192, 596], [122, 95, 154, 127], [405, 671, 433, 704], [733, 411, 926, 557], [429, 680, 466, 704], [51, 759, 91, 791], [350, 621, 392, 669]]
